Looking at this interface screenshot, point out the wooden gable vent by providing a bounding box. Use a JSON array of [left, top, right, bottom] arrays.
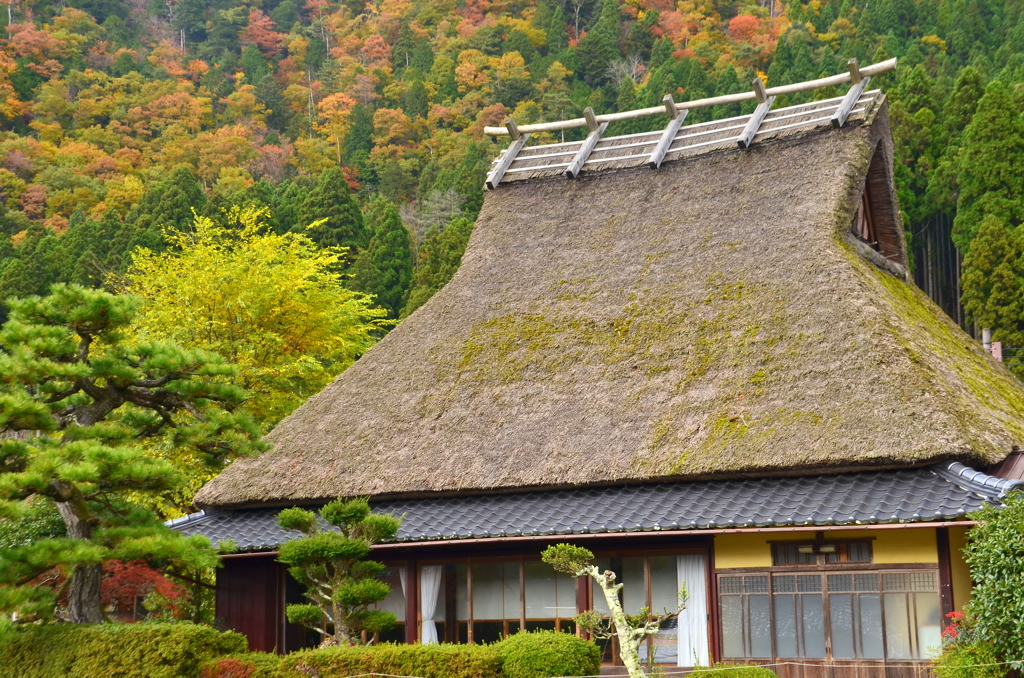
[[853, 142, 905, 266]]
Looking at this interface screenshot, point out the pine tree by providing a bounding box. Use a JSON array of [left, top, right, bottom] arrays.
[[953, 80, 1024, 251], [349, 197, 414, 319], [0, 285, 263, 623], [401, 216, 474, 319], [277, 498, 402, 646], [297, 167, 369, 255]]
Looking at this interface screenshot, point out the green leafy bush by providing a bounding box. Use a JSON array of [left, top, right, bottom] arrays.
[[964, 491, 1024, 663], [690, 664, 779, 678], [0, 623, 247, 678], [495, 630, 601, 678], [934, 641, 1006, 678], [280, 643, 502, 678]]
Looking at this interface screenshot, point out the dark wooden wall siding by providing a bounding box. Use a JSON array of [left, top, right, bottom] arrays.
[[217, 557, 280, 652], [217, 556, 308, 654]]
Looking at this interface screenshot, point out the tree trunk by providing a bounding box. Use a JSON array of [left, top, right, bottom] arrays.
[[55, 500, 104, 624], [592, 568, 646, 678]]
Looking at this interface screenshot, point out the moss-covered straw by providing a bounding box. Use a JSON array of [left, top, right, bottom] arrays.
[[195, 99, 1024, 509]]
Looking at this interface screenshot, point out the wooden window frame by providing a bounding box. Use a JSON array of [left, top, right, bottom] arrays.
[[716, 567, 942, 664]]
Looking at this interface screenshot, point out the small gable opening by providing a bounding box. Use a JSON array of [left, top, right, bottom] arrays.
[[852, 142, 905, 267]]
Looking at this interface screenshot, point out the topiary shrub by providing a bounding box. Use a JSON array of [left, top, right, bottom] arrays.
[[691, 664, 778, 678], [494, 630, 601, 678], [0, 622, 247, 678], [200, 653, 285, 678], [280, 642, 502, 678]]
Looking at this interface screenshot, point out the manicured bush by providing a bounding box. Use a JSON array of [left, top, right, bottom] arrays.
[[494, 630, 601, 678], [280, 642, 502, 678], [690, 664, 778, 678], [0, 622, 247, 678]]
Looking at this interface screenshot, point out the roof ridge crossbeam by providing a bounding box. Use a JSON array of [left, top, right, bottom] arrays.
[[832, 60, 871, 129], [649, 95, 689, 169], [736, 78, 775, 149], [484, 57, 896, 137], [485, 118, 530, 189], [566, 108, 607, 179]]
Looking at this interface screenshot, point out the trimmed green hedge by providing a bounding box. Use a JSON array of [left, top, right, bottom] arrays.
[[494, 630, 601, 678], [280, 642, 502, 678], [0, 623, 247, 678], [276, 631, 600, 678], [691, 664, 779, 678]]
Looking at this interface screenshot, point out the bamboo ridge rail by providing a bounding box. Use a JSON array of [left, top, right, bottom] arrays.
[[484, 57, 896, 137]]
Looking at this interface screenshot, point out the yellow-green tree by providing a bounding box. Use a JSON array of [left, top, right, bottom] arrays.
[[123, 206, 387, 429]]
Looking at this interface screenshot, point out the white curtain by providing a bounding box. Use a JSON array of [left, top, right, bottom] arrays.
[[677, 555, 711, 667], [420, 565, 443, 645]]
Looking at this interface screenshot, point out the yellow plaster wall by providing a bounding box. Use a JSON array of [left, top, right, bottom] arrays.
[[713, 529, 939, 568], [949, 526, 972, 610]]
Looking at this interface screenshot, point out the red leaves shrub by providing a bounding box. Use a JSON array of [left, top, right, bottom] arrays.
[[102, 559, 186, 617], [200, 657, 256, 678]]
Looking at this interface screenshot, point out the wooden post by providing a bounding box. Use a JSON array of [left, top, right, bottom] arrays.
[[736, 93, 775, 149], [848, 57, 863, 84], [831, 75, 870, 129], [752, 76, 768, 104], [504, 117, 521, 141], [575, 575, 591, 640], [404, 560, 418, 645], [583, 106, 599, 131], [485, 132, 530, 190], [649, 99, 688, 169], [937, 527, 955, 619], [565, 122, 608, 179]]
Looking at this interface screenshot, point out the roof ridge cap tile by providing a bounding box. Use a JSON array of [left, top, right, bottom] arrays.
[[165, 509, 213, 528], [935, 461, 1024, 498]]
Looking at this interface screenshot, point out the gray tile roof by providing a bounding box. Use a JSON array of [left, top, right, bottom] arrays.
[[169, 462, 1020, 552]]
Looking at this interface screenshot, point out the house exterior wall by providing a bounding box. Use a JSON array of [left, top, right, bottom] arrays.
[[712, 529, 939, 569], [215, 524, 971, 664], [949, 526, 971, 611]]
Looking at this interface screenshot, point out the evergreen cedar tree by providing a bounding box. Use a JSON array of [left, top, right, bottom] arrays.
[[349, 197, 414, 320], [0, 285, 264, 624], [297, 168, 369, 255], [276, 498, 402, 646]]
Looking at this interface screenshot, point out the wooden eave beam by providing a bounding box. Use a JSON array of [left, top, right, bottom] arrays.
[[565, 113, 608, 179], [649, 95, 688, 169], [485, 130, 530, 190]]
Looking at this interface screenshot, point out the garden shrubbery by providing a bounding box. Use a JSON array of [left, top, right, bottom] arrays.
[[219, 630, 600, 678], [690, 664, 779, 678], [494, 629, 602, 678], [280, 642, 503, 678], [0, 624, 601, 678], [0, 623, 247, 678]]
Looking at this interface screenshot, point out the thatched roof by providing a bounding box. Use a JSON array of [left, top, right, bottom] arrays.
[[195, 100, 1024, 509]]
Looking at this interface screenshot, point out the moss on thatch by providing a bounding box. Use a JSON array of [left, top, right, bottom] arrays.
[[195, 101, 1024, 509]]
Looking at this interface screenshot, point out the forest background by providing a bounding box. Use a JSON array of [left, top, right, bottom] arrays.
[[0, 0, 1022, 380]]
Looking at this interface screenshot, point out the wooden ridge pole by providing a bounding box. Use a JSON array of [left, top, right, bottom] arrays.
[[483, 57, 897, 137]]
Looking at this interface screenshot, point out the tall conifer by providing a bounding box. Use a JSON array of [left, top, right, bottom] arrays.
[[349, 197, 414, 319], [297, 167, 369, 254]]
